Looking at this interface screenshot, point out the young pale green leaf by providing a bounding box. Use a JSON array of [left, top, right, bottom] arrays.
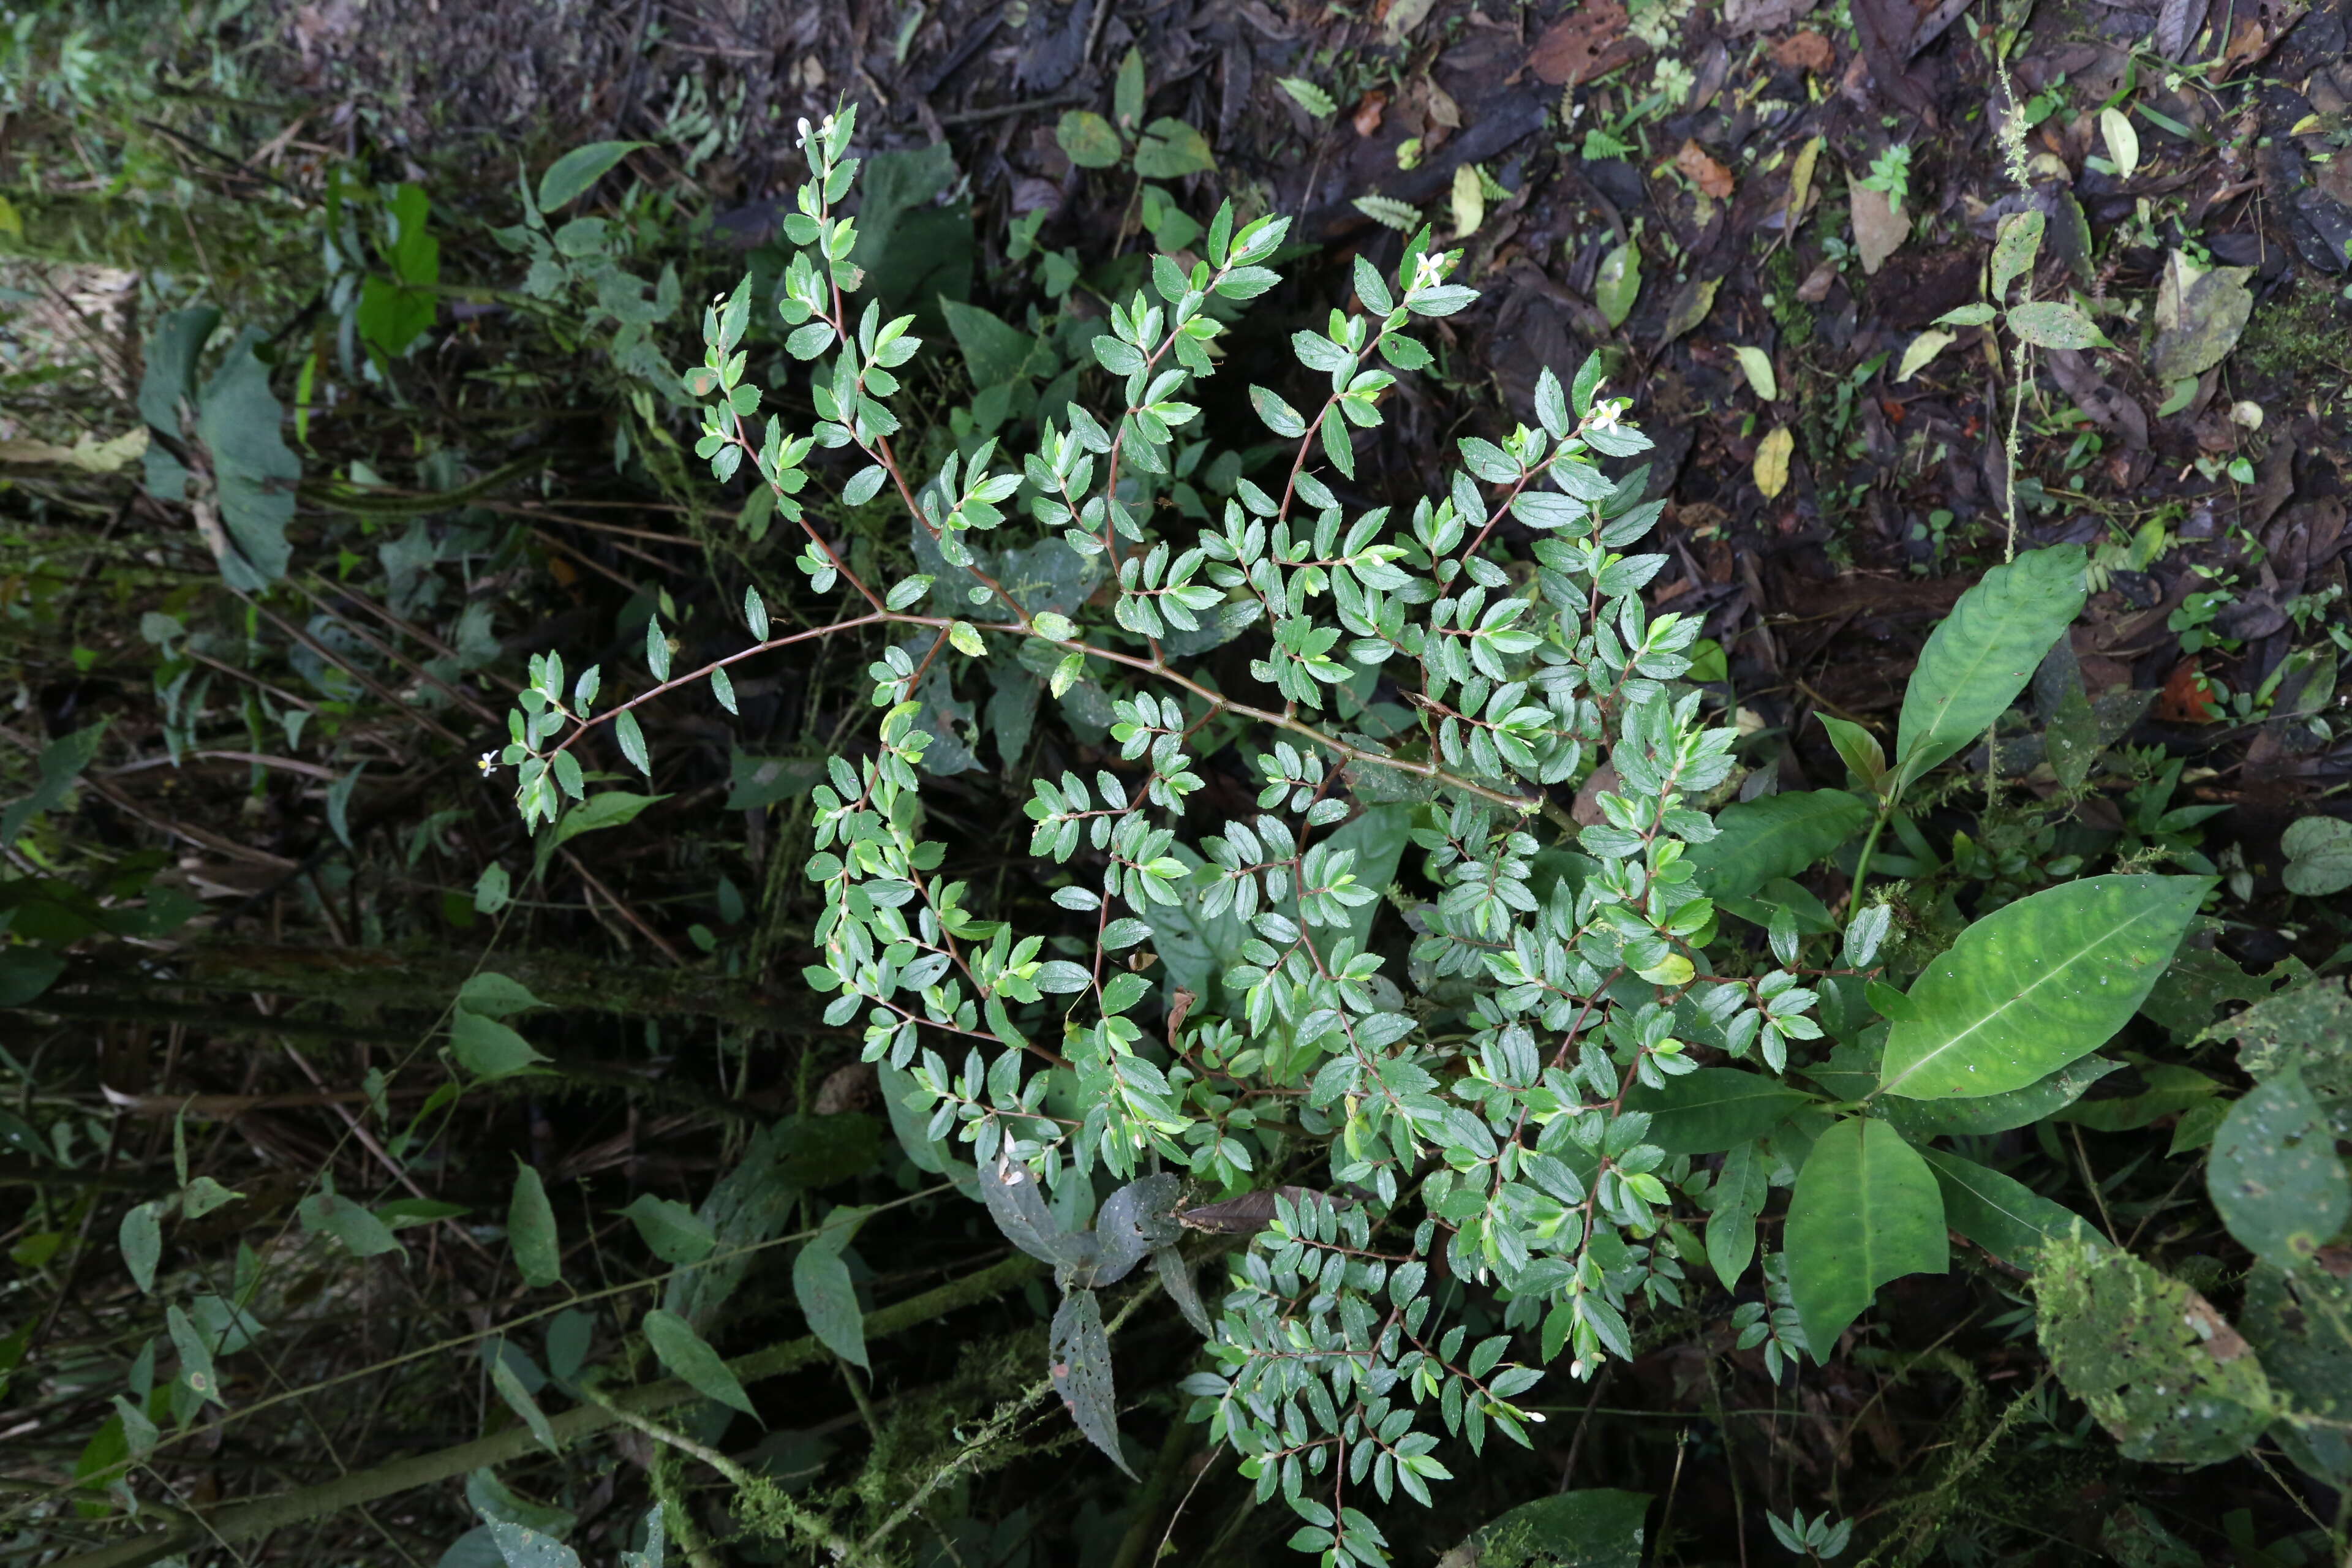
[[618, 1195, 714, 1263], [120, 1202, 163, 1294], [508, 1160, 562, 1289], [642, 1307, 758, 1417], [1275, 77, 1336, 118], [1134, 118, 1216, 179], [791, 1205, 873, 1369], [535, 141, 649, 213], [2099, 107, 2140, 180], [1922, 1147, 2105, 1270], [1879, 875, 2207, 1099], [1815, 714, 1886, 791], [1684, 790, 1871, 902], [1114, 45, 1146, 128], [1730, 345, 1777, 401], [490, 1351, 562, 1453], [1891, 546, 2086, 797], [1594, 243, 1641, 328], [2209, 1069, 2350, 1272], [458, 971, 548, 1019], [452, 1011, 549, 1079], [1784, 1118, 1947, 1357], [1621, 1068, 1817, 1155], [1894, 330, 1953, 383]]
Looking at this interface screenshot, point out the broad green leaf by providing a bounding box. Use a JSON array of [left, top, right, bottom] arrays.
[[508, 1161, 561, 1289], [2281, 815, 2352, 897], [876, 1061, 981, 1200], [298, 1188, 406, 1259], [1881, 1054, 2120, 1139], [2100, 107, 2140, 180], [120, 1202, 162, 1295], [2241, 1264, 2352, 1489], [473, 863, 512, 916], [1134, 118, 1216, 179], [180, 1175, 243, 1221], [620, 1505, 668, 1568], [1922, 1147, 2103, 1270], [1705, 1140, 1767, 1289], [458, 972, 546, 1019], [619, 1196, 714, 1264], [2208, 1070, 2350, 1271], [1623, 1068, 1816, 1155], [166, 1304, 224, 1406], [940, 298, 1036, 390], [1114, 46, 1145, 128], [1879, 875, 2206, 1099], [1784, 1118, 1947, 1357], [2036, 1234, 2273, 1466], [451, 1010, 549, 1079], [1686, 790, 1869, 901], [1815, 715, 1886, 792], [642, 1308, 756, 1418], [1443, 1489, 1653, 1568], [791, 1205, 873, 1369], [2049, 1061, 2220, 1132], [490, 1351, 561, 1453], [1055, 110, 1124, 169], [535, 141, 649, 213], [1594, 242, 1640, 328], [2151, 248, 2255, 380], [548, 791, 665, 853], [1049, 1286, 1134, 1477], [195, 330, 301, 590], [1892, 545, 2086, 797]]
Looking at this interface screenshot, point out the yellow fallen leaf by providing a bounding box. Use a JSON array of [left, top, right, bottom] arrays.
[[1732, 345, 1778, 401], [1450, 163, 1485, 239], [1896, 330, 1953, 383], [1754, 426, 1794, 500]]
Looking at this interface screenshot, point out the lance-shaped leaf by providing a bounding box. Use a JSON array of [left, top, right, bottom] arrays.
[[1891, 546, 2086, 798], [643, 1308, 757, 1419], [1050, 1287, 1136, 1477], [1879, 875, 2207, 1099], [1923, 1147, 2104, 1270], [791, 1205, 873, 1368], [508, 1161, 561, 1289], [978, 1155, 1074, 1265], [491, 1347, 562, 1452], [1784, 1118, 1947, 1357]]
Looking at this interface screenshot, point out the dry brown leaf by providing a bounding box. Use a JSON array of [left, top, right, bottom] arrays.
[[1850, 177, 1907, 274], [1529, 0, 1630, 85], [1772, 29, 1836, 70], [1675, 139, 1735, 198], [1352, 90, 1388, 137]]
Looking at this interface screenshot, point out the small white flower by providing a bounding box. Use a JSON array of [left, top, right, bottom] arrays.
[[1589, 401, 1621, 431], [478, 752, 500, 776]]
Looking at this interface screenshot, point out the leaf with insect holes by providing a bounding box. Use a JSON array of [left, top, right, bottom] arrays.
[[2006, 300, 2110, 350], [509, 1160, 561, 1288], [1990, 210, 2045, 302], [1050, 1286, 1136, 1477]]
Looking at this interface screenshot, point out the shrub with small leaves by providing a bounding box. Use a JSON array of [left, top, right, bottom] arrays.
[[488, 103, 2236, 1565]]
